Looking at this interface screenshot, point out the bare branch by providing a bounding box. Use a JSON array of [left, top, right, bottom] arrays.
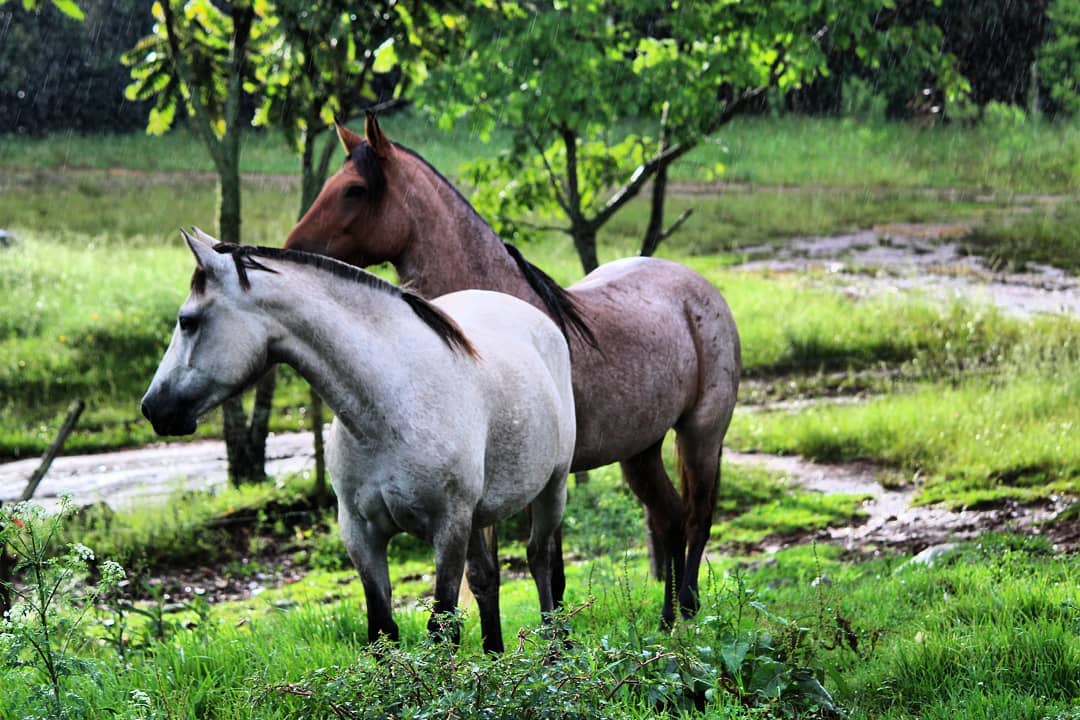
[[660, 208, 693, 242]]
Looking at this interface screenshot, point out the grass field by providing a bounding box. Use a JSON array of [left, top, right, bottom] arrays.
[[1, 117, 1078, 719], [1, 474, 1076, 719], [4, 110, 1079, 193]]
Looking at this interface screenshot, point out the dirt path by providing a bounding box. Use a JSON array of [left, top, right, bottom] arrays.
[[722, 452, 1073, 554]]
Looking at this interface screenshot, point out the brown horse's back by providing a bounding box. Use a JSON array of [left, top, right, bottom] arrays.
[[565, 257, 740, 472]]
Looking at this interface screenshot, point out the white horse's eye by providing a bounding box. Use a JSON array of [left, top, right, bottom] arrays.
[[178, 314, 200, 333]]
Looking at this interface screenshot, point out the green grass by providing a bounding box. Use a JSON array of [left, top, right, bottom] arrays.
[[4, 113, 1080, 193], [676, 115, 1080, 193], [0, 165, 1004, 460], [0, 233, 329, 459], [4, 492, 1076, 719], [746, 536, 1080, 720], [729, 362, 1080, 507]]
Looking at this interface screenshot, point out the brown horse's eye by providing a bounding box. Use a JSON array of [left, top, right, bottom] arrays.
[[344, 184, 367, 200]]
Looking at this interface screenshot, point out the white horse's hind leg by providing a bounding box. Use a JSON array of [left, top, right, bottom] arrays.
[[526, 468, 568, 618], [429, 519, 471, 644], [465, 526, 503, 653]]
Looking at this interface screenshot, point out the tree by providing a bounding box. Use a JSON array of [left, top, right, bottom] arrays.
[[1039, 0, 1080, 116], [429, 1, 964, 274], [0, 0, 83, 20], [124, 0, 276, 485]]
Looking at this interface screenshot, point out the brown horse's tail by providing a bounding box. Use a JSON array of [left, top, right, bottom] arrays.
[[502, 242, 599, 354]]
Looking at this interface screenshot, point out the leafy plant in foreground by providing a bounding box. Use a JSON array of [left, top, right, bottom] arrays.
[[268, 587, 844, 720], [0, 498, 125, 718]]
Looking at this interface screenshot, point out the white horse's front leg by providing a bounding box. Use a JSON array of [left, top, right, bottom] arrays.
[[339, 508, 397, 644]]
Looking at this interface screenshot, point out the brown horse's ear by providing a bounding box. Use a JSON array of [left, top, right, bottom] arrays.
[[336, 121, 363, 156], [365, 111, 392, 158]]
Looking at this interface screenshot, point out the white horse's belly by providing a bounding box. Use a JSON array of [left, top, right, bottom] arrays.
[[327, 418, 486, 542]]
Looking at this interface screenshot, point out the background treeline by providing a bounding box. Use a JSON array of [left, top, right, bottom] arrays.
[[0, 0, 153, 134], [2, 0, 1079, 136]]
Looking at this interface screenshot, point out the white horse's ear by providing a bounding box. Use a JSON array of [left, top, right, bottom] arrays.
[[190, 226, 220, 247], [336, 121, 362, 155], [181, 228, 225, 275]]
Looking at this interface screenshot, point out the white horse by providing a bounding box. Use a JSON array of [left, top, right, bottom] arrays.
[[141, 229, 576, 653]]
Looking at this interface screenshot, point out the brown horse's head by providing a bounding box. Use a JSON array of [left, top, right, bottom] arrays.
[[286, 114, 410, 267]]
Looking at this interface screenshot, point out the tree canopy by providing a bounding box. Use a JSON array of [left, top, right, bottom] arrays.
[[425, 0, 966, 271]]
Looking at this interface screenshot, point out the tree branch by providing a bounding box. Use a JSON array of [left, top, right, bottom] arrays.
[[592, 43, 792, 233], [525, 125, 572, 218], [660, 208, 693, 241], [160, 0, 225, 173]]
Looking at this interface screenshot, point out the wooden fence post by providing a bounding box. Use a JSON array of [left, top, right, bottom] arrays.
[[1, 399, 85, 615]]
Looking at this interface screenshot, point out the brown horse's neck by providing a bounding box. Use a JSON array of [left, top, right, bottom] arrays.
[[394, 158, 538, 304]]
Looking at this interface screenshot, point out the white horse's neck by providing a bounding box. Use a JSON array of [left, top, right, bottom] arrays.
[[254, 261, 453, 444]]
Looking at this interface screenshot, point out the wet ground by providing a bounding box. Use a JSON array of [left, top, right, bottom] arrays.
[[734, 222, 1079, 318]]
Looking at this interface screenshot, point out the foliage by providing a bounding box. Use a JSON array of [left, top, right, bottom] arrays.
[[0, 498, 125, 718], [427, 0, 963, 271], [1039, 0, 1080, 116], [122, 0, 271, 148], [0, 0, 151, 134], [0, 0, 83, 19], [271, 586, 842, 719]]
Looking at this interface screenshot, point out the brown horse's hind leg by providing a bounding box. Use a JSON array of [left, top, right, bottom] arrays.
[[669, 433, 721, 621], [620, 439, 685, 627]]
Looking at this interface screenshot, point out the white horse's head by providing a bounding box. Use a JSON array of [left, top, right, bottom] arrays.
[[141, 229, 275, 435]]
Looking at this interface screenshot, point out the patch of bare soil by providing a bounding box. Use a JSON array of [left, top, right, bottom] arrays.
[[723, 451, 1077, 556], [734, 223, 1079, 318]]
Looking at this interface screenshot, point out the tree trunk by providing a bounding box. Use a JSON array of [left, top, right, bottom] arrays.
[[572, 226, 599, 275], [219, 134, 277, 485], [640, 159, 669, 258]]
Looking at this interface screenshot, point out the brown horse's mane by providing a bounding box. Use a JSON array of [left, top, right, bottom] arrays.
[[392, 142, 599, 352], [190, 243, 477, 359]]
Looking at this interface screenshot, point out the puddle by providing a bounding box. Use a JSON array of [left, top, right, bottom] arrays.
[[0, 432, 318, 510], [735, 223, 1079, 318], [724, 451, 1073, 553]]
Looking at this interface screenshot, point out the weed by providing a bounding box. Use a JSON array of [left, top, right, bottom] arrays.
[[0, 498, 125, 718]]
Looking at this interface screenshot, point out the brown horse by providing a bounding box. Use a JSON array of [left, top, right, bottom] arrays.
[[287, 115, 741, 626]]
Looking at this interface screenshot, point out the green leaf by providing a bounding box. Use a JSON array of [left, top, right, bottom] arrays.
[[51, 0, 84, 20], [372, 38, 398, 74], [147, 101, 176, 136], [720, 637, 750, 676]]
